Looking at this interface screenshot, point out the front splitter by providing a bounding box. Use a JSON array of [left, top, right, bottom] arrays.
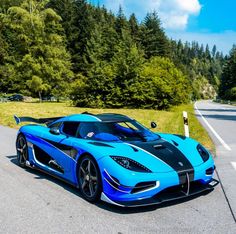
[[101, 179, 219, 207]]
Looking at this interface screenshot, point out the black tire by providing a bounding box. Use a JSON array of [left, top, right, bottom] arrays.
[[77, 155, 102, 202], [16, 134, 28, 168]]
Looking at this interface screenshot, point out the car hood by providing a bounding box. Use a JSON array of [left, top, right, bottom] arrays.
[[81, 136, 204, 173]]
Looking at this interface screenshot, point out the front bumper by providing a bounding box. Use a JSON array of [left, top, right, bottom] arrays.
[[99, 156, 217, 207], [101, 178, 219, 207]]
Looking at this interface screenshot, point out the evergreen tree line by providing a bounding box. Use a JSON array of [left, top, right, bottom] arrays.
[[0, 0, 234, 108], [219, 46, 236, 100]]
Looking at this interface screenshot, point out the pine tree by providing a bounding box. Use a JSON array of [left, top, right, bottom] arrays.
[[212, 45, 217, 58], [47, 0, 77, 44], [219, 45, 236, 100], [205, 44, 211, 60], [115, 5, 128, 37], [49, 0, 96, 74], [129, 13, 139, 42], [141, 12, 170, 58]]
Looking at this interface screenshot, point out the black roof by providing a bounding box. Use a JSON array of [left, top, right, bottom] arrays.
[[83, 112, 133, 122]]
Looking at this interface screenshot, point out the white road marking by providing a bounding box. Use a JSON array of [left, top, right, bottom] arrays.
[[194, 103, 231, 151], [231, 162, 236, 171]]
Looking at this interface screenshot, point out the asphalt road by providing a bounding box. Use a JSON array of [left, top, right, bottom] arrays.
[[195, 100, 236, 224], [0, 109, 236, 233]]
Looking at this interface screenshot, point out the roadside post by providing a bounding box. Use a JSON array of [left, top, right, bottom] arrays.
[[183, 111, 189, 137]]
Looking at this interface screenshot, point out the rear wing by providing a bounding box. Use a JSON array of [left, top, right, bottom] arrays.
[[14, 115, 64, 126]]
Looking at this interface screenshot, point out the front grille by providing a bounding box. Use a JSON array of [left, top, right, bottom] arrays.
[[153, 181, 209, 201]]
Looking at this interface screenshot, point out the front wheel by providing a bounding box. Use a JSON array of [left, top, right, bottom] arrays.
[[16, 134, 28, 168], [78, 155, 102, 202]]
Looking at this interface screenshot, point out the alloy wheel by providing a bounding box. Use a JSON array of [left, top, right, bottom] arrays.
[[16, 135, 28, 167], [79, 158, 99, 199]]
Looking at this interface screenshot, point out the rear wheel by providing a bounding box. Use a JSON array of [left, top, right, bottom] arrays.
[[16, 134, 28, 168], [78, 155, 102, 202]]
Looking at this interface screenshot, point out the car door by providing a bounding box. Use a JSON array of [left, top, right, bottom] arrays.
[[37, 121, 80, 183]]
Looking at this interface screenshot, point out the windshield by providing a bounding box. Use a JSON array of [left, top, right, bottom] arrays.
[[77, 120, 160, 142]]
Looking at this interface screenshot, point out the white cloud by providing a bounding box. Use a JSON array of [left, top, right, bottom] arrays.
[[158, 0, 201, 30], [167, 30, 236, 54], [160, 12, 189, 30], [174, 0, 201, 14], [103, 0, 202, 30]]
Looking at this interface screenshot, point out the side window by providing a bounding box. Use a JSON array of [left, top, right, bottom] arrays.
[[77, 122, 99, 138], [62, 121, 80, 137]]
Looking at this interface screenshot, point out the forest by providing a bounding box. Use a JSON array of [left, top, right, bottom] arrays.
[[0, 0, 236, 109]]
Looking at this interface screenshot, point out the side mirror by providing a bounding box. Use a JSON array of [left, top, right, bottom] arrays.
[[151, 121, 157, 129], [49, 127, 60, 135]]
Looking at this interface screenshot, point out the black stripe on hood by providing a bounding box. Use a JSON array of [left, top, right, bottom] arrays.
[[131, 140, 194, 183]]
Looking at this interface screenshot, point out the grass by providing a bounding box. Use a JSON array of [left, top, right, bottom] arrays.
[[0, 102, 214, 152]]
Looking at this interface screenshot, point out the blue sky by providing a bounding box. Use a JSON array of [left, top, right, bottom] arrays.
[[91, 0, 236, 54]]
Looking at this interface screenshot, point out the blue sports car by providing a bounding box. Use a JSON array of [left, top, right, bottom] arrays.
[[14, 113, 218, 207]]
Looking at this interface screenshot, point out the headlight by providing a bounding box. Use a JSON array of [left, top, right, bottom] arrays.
[[197, 144, 210, 162], [110, 156, 152, 173]]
